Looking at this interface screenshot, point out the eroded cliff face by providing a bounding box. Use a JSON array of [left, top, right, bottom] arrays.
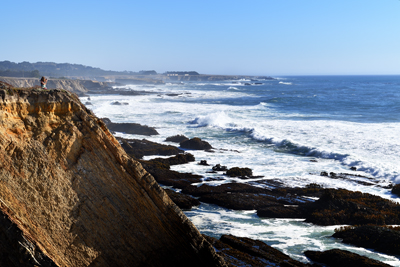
[[0, 88, 225, 267]]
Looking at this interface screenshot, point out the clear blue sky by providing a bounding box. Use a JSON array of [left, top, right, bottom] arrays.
[[1, 0, 399, 75]]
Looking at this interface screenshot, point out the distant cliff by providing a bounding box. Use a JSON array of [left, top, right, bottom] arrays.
[[0, 84, 225, 266], [0, 77, 112, 95]]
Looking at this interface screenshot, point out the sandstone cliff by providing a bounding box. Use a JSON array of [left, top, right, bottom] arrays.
[[0, 86, 225, 267], [0, 77, 112, 95]]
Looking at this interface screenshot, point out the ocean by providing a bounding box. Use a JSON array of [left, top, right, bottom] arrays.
[[83, 75, 400, 266]]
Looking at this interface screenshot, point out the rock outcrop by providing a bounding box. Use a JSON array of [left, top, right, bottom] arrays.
[[0, 86, 226, 266]]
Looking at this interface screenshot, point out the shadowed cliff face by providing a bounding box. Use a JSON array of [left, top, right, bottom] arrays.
[[0, 88, 226, 267]]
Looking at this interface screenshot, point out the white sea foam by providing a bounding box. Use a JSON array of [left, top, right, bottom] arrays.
[[279, 81, 293, 85]]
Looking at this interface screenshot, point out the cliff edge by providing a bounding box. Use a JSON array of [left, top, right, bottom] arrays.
[[0, 85, 225, 266]]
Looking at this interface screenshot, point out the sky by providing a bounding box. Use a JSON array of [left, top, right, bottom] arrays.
[[1, 0, 399, 76]]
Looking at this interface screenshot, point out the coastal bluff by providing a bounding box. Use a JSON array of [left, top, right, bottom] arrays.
[[0, 77, 112, 95], [0, 86, 225, 266]]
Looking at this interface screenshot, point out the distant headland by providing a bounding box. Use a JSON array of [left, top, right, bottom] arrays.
[[0, 60, 275, 95], [0, 60, 274, 82]]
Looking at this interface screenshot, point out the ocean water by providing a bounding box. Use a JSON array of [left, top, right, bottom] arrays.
[[83, 75, 400, 266]]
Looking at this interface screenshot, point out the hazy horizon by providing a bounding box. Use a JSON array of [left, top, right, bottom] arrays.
[[1, 0, 399, 76]]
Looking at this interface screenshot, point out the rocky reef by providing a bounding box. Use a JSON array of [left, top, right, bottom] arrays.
[[0, 85, 226, 266]]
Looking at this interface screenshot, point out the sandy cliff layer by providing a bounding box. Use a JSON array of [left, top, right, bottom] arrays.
[[0, 87, 225, 267]]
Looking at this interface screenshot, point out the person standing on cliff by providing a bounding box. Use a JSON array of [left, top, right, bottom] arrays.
[[40, 76, 48, 90]]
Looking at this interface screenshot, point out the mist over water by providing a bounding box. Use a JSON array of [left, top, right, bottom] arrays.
[[84, 75, 400, 265]]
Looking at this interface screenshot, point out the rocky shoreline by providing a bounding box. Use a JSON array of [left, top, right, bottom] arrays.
[[0, 82, 396, 266], [109, 124, 399, 266]]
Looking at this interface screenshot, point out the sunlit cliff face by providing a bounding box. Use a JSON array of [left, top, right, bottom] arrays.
[[0, 88, 225, 267]]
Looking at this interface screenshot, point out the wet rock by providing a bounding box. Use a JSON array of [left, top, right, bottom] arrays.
[[257, 205, 304, 219], [332, 225, 400, 256], [182, 183, 315, 211], [212, 164, 227, 171], [180, 137, 213, 150], [148, 153, 195, 166], [302, 189, 400, 225], [164, 188, 200, 210], [102, 117, 158, 136], [391, 183, 400, 197], [165, 134, 189, 143], [117, 137, 182, 159], [199, 160, 209, 166], [304, 249, 391, 267], [205, 234, 311, 267], [141, 160, 203, 189], [350, 166, 357, 171], [85, 101, 92, 105], [226, 167, 253, 178]]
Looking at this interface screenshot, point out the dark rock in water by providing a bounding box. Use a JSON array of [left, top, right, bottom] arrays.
[[165, 134, 189, 143], [182, 183, 315, 211], [226, 167, 253, 178], [111, 101, 129, 105], [102, 117, 159, 136], [144, 164, 203, 189], [302, 189, 400, 225], [205, 234, 310, 267], [180, 137, 213, 150], [257, 205, 304, 219], [321, 171, 328, 176], [199, 160, 209, 166], [212, 164, 227, 171], [333, 225, 400, 256], [85, 101, 92, 105], [149, 153, 195, 166], [391, 183, 400, 196], [350, 166, 357, 171], [117, 137, 182, 159], [164, 189, 200, 210], [304, 249, 391, 267]]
